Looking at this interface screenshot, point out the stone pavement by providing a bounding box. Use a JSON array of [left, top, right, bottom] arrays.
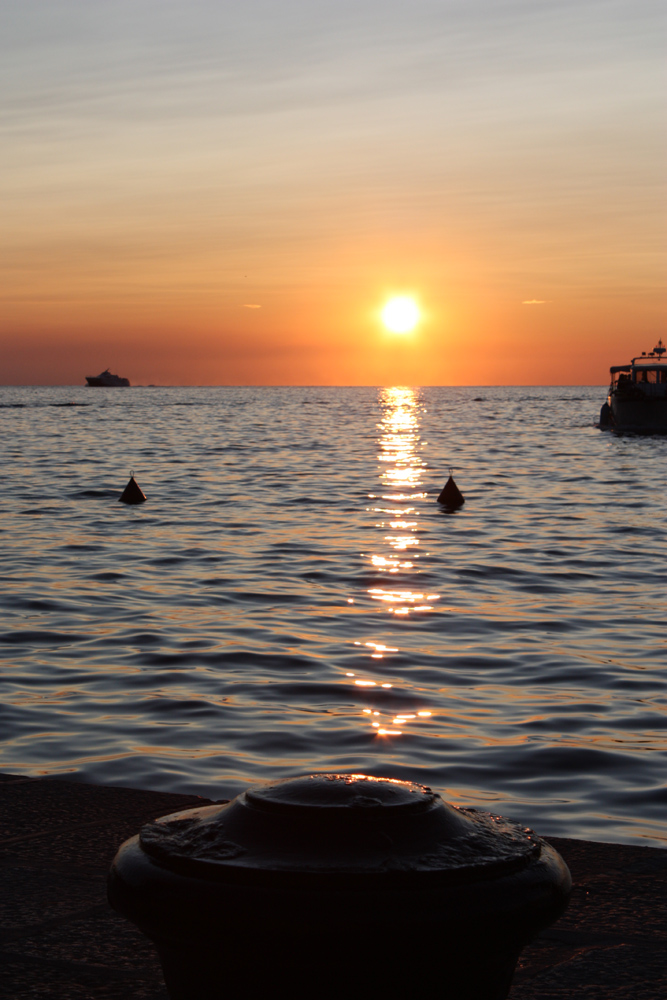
[[0, 772, 665, 998]]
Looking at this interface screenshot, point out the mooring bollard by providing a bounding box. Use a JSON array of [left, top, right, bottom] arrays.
[[108, 774, 571, 1000]]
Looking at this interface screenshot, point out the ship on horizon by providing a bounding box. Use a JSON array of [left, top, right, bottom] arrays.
[[85, 368, 130, 387]]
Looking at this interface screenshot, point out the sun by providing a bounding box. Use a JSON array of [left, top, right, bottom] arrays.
[[381, 296, 420, 333]]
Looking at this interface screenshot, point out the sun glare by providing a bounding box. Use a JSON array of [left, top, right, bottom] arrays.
[[381, 296, 420, 333]]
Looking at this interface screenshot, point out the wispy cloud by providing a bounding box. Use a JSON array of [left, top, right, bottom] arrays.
[[522, 299, 549, 305], [243, 304, 261, 308]]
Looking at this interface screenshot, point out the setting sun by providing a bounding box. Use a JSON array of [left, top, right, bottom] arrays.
[[381, 297, 421, 334]]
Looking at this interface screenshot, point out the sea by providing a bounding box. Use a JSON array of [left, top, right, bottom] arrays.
[[1, 385, 666, 847]]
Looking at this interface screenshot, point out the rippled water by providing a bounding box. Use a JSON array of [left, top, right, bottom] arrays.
[[1, 385, 665, 846]]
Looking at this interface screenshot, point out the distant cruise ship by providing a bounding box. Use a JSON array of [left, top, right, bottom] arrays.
[[85, 369, 131, 387]]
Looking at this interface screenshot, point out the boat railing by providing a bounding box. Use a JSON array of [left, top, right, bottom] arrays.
[[613, 379, 667, 397]]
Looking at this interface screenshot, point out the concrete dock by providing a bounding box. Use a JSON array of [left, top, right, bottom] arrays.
[[0, 772, 664, 998]]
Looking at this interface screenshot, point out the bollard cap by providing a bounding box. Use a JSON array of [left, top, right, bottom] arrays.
[[138, 774, 541, 888]]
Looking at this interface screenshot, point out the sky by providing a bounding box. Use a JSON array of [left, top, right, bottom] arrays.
[[1, 0, 665, 385]]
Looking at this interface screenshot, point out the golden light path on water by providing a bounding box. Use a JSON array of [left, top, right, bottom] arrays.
[[346, 387, 437, 738]]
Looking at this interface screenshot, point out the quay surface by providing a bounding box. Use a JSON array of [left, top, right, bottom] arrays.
[[0, 772, 664, 999]]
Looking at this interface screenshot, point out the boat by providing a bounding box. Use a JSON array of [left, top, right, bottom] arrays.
[[85, 369, 130, 387], [600, 340, 667, 433]]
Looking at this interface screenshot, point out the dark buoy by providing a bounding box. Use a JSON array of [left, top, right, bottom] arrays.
[[119, 474, 146, 505], [438, 469, 465, 508]]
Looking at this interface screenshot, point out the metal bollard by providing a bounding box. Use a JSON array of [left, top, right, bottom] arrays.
[[108, 774, 571, 1000]]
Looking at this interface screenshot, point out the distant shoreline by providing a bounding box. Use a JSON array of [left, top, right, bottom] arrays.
[[0, 383, 610, 389]]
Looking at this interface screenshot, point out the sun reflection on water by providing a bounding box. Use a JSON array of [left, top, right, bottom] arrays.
[[347, 387, 439, 738]]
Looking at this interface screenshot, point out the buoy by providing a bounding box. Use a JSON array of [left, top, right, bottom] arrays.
[[438, 471, 464, 508], [119, 474, 146, 505]]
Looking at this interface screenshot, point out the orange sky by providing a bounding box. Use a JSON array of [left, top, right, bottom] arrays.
[[2, 1, 665, 385]]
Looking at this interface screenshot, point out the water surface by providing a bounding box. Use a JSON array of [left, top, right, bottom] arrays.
[[1, 385, 665, 846]]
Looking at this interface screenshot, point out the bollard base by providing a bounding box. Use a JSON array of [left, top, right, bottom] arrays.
[[154, 930, 521, 1000]]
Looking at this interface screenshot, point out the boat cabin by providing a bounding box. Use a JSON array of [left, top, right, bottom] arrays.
[[610, 341, 667, 394]]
